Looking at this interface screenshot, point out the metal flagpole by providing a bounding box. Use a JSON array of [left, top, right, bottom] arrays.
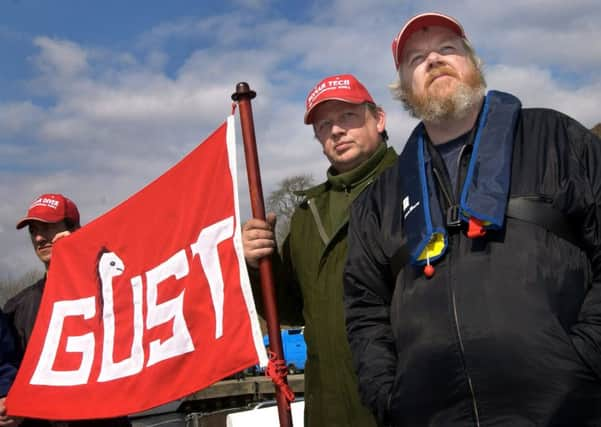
[[231, 82, 293, 427]]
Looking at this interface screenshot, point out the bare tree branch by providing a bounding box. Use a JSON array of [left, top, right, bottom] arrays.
[[266, 174, 315, 246], [0, 269, 44, 306]]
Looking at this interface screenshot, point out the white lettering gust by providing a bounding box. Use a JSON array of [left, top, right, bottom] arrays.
[[30, 216, 234, 386]]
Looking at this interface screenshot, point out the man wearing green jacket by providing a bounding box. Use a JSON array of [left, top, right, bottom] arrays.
[[242, 74, 397, 427]]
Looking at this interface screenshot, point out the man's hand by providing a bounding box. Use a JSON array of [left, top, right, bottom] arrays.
[[51, 230, 72, 243], [242, 212, 277, 268], [0, 397, 23, 426]]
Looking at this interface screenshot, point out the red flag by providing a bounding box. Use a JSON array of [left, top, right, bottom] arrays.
[[6, 116, 267, 420]]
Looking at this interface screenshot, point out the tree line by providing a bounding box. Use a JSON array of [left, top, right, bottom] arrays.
[[0, 269, 43, 307]]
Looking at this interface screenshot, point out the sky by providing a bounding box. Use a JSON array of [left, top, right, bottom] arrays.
[[2, 0, 601, 280]]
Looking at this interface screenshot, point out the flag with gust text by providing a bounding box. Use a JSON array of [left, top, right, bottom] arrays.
[[6, 115, 267, 420]]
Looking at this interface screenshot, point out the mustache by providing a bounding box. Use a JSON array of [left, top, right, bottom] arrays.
[[426, 66, 459, 86]]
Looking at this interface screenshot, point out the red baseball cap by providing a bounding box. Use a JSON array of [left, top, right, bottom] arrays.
[[392, 12, 466, 70], [16, 193, 80, 230], [304, 74, 375, 124]]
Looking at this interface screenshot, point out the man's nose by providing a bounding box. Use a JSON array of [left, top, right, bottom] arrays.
[[33, 230, 49, 242], [426, 50, 445, 69], [330, 121, 347, 138]]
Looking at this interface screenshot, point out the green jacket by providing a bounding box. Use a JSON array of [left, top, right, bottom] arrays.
[[253, 143, 397, 426]]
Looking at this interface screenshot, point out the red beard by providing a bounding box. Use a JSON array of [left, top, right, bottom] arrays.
[[404, 61, 485, 122]]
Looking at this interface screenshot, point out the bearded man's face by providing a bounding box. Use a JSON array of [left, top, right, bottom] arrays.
[[399, 26, 486, 123]]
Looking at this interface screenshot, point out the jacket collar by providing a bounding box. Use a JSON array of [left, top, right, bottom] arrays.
[[399, 90, 522, 268], [300, 141, 390, 198]]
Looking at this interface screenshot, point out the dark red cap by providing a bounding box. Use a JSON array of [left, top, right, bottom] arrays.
[[16, 193, 80, 229], [304, 74, 375, 124], [392, 12, 466, 70]]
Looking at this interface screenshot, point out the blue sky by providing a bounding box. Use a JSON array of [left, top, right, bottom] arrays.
[[2, 0, 601, 279]]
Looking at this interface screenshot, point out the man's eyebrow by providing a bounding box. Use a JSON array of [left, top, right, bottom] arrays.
[[403, 48, 422, 61]]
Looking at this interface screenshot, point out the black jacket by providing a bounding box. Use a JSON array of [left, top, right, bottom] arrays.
[[4, 277, 45, 359], [344, 106, 601, 426], [0, 309, 17, 397]]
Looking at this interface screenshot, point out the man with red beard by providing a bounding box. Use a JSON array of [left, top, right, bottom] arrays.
[[344, 12, 601, 426]]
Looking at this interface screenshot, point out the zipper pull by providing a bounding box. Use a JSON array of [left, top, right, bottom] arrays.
[[424, 250, 435, 278], [446, 205, 461, 228]]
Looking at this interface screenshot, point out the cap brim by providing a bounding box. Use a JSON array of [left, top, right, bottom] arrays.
[[304, 97, 369, 124], [394, 13, 465, 69], [16, 216, 54, 230]]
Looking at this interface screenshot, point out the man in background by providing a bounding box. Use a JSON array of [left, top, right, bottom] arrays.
[[5, 193, 131, 427]]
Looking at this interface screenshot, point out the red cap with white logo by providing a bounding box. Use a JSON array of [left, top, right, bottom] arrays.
[[304, 74, 375, 124], [16, 193, 80, 229], [392, 12, 466, 70]]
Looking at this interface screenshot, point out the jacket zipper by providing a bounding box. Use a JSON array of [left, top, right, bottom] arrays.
[[433, 168, 454, 208], [308, 189, 360, 424], [431, 140, 481, 426], [450, 143, 481, 427], [454, 143, 470, 201], [450, 269, 481, 426]]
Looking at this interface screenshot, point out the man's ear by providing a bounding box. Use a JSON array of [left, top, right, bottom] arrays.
[[377, 109, 387, 133]]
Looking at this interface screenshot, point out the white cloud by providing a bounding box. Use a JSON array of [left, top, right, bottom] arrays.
[[487, 64, 601, 127], [419, 0, 601, 71], [231, 0, 271, 10], [0, 101, 44, 135], [32, 36, 89, 78]]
